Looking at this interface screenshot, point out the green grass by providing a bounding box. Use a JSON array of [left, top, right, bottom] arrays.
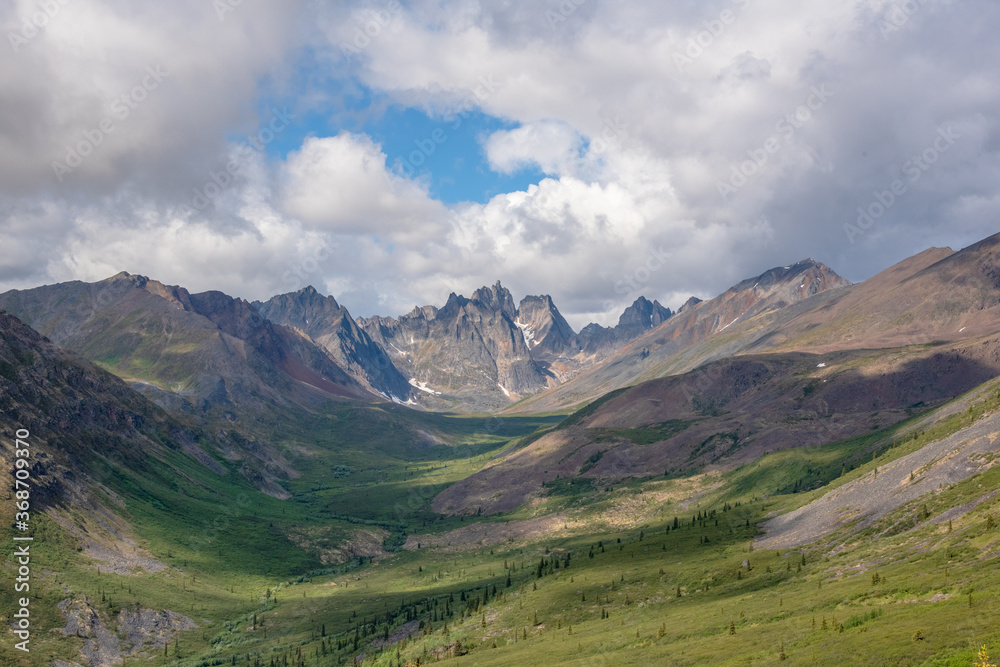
[[4, 383, 1000, 665]]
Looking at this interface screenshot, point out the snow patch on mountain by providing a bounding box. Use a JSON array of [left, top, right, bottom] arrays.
[[718, 316, 740, 332], [514, 319, 537, 348], [409, 379, 442, 396]]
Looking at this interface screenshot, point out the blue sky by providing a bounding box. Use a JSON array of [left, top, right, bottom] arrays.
[[258, 81, 547, 205], [359, 105, 547, 204]]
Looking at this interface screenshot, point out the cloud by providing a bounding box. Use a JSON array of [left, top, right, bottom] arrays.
[[2, 0, 1000, 331], [280, 133, 448, 236], [0, 0, 304, 198], [484, 121, 584, 176]]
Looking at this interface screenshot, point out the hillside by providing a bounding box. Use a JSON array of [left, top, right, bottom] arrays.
[[434, 334, 1000, 516], [511, 258, 852, 413], [2, 236, 1000, 666]]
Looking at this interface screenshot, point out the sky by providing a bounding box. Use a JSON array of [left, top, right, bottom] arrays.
[[1, 0, 998, 330]]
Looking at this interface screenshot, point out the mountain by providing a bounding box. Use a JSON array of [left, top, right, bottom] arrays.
[[435, 332, 1000, 515], [512, 258, 851, 413], [5, 236, 1000, 666], [358, 281, 550, 410], [437, 237, 1000, 514], [574, 296, 673, 354], [0, 272, 372, 412], [753, 235, 1000, 352], [253, 286, 411, 401], [351, 284, 688, 410], [0, 308, 224, 568], [521, 234, 1000, 416], [514, 294, 576, 355]]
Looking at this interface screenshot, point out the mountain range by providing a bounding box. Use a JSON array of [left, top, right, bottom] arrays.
[[0, 258, 850, 415], [2, 233, 1000, 666]]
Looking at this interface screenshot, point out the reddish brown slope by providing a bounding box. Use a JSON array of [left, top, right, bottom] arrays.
[[770, 236, 1000, 352], [435, 334, 1000, 515]]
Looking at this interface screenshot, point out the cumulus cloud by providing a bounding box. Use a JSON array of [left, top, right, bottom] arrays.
[[280, 133, 448, 236], [2, 0, 1000, 331], [484, 121, 585, 176]]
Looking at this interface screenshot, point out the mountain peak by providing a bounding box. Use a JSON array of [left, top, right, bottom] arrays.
[[678, 296, 703, 313], [617, 296, 672, 330], [471, 282, 516, 318], [289, 285, 340, 310], [102, 271, 148, 288], [516, 293, 576, 354]]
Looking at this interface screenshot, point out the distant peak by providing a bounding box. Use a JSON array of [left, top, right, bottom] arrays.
[[617, 296, 672, 329], [281, 285, 340, 309], [679, 296, 703, 313], [104, 270, 142, 282], [102, 271, 151, 289]]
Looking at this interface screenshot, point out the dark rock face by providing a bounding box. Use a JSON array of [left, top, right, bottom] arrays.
[[515, 294, 576, 355], [358, 282, 550, 409], [575, 296, 673, 355], [254, 286, 411, 401]]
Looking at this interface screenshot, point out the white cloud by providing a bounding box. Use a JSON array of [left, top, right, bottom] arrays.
[[484, 121, 584, 176], [280, 133, 447, 236]]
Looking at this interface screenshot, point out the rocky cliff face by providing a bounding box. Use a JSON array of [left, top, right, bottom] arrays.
[[515, 294, 576, 355], [352, 284, 681, 409], [358, 282, 550, 410], [254, 286, 411, 401]]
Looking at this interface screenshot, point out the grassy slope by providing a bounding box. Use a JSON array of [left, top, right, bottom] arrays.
[[0, 400, 560, 666], [3, 388, 999, 666]]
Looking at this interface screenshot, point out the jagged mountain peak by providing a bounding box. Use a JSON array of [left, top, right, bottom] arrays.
[[255, 288, 410, 401], [516, 293, 576, 355], [617, 296, 672, 330], [261, 285, 344, 317], [471, 281, 517, 318]]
